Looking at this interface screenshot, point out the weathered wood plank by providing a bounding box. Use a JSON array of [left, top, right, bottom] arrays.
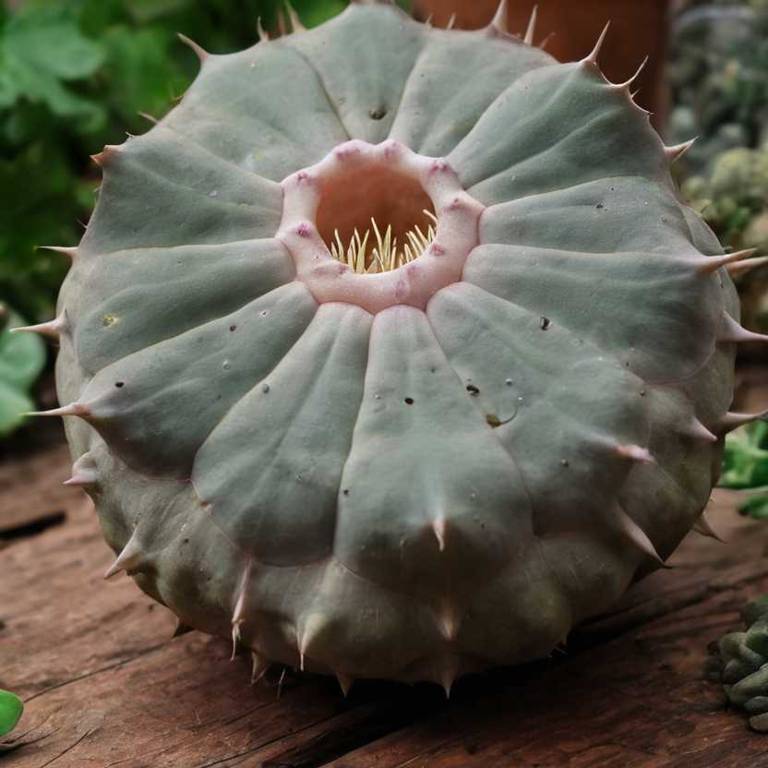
[[0, 439, 72, 539], [322, 496, 768, 768], [1, 442, 767, 767]]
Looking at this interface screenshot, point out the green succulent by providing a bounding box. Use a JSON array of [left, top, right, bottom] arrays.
[[30, 1, 765, 692], [669, 1, 768, 173], [714, 597, 768, 732], [721, 422, 768, 519], [682, 143, 768, 252]]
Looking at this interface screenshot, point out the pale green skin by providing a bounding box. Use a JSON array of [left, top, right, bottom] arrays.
[[55, 4, 739, 686]]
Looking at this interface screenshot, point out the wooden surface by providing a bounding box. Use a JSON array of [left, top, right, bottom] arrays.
[[2, 430, 768, 767]]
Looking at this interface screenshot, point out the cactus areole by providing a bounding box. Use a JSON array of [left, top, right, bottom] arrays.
[[35, 1, 767, 692]]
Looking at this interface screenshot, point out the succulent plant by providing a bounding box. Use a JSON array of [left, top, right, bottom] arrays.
[[682, 143, 768, 250], [0, 304, 46, 437], [712, 596, 768, 732], [23, 0, 768, 692]]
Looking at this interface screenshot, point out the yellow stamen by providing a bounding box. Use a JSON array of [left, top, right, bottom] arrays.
[[330, 210, 437, 273]]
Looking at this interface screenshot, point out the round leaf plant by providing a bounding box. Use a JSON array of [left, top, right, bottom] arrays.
[[25, 1, 768, 693]]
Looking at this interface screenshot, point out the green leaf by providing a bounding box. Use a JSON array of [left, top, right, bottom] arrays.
[[4, 6, 103, 81], [0, 306, 46, 437], [721, 422, 768, 489], [0, 690, 22, 738], [739, 493, 768, 520], [125, 0, 191, 24], [0, 6, 105, 126], [101, 26, 187, 125]]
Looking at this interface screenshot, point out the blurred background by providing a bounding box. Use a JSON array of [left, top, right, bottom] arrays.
[[0, 0, 766, 464]]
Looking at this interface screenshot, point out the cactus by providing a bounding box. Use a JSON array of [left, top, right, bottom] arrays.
[[712, 597, 768, 732], [26, 1, 768, 693]]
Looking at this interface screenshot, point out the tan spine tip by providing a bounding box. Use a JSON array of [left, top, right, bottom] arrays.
[[230, 623, 241, 661], [718, 311, 768, 344], [727, 254, 768, 276], [613, 56, 648, 90], [582, 21, 611, 66], [693, 510, 724, 542], [104, 534, 143, 579], [63, 471, 97, 487], [25, 402, 90, 419], [615, 444, 655, 464], [90, 144, 121, 167], [432, 515, 446, 552], [284, 1, 306, 32], [437, 658, 458, 699], [718, 410, 768, 433], [665, 137, 697, 163], [488, 0, 509, 34], [688, 418, 718, 443], [64, 453, 98, 487], [177, 33, 209, 62], [436, 601, 460, 642], [336, 672, 353, 697], [696, 249, 757, 276], [10, 315, 66, 339], [523, 5, 538, 45], [251, 652, 270, 684], [616, 507, 665, 565], [38, 245, 77, 260]]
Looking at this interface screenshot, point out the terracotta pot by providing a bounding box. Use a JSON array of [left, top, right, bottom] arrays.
[[412, 0, 670, 124]]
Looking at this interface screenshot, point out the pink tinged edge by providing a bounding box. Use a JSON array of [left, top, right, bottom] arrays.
[[276, 139, 485, 315]]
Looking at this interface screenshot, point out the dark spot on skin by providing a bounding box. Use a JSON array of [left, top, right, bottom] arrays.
[[229, 324, 237, 332], [404, 397, 414, 405], [540, 317, 551, 330], [466, 384, 480, 396], [596, 203, 604, 209], [342, 489, 350, 496], [115, 381, 124, 388], [369, 106, 388, 120]]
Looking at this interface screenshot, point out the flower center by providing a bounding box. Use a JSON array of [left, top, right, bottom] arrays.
[[329, 210, 438, 274], [314, 161, 437, 273], [277, 140, 485, 314]]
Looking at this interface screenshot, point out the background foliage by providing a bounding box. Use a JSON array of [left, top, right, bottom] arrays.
[[0, 0, 765, 440], [0, 0, 373, 324], [669, 0, 768, 338], [670, 0, 768, 257]]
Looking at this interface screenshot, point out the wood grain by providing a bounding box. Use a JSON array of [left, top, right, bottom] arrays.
[[1, 444, 766, 767]]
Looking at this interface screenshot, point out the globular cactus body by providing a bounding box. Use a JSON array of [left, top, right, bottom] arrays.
[[33, 1, 768, 692]]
